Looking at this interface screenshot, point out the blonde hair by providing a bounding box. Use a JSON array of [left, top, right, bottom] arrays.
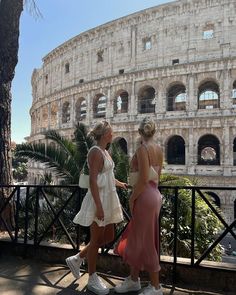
[[89, 121, 111, 141], [138, 117, 156, 138]]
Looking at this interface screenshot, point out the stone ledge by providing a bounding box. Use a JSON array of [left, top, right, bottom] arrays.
[[0, 240, 235, 293]]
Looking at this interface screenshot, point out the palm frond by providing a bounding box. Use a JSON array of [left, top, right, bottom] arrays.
[[15, 143, 78, 183], [45, 130, 78, 158], [74, 123, 94, 167]]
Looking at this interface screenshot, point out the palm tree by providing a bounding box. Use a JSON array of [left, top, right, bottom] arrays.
[[15, 123, 94, 184]]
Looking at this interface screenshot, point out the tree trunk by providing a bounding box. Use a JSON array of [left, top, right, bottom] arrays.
[[0, 0, 23, 230]]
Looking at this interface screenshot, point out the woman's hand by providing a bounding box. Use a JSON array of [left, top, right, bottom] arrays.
[[115, 179, 129, 189], [96, 205, 104, 221]]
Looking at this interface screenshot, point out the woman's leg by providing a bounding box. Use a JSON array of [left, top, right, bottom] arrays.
[[87, 222, 105, 275], [100, 223, 114, 245], [130, 266, 140, 281], [149, 271, 160, 289], [78, 223, 114, 258]]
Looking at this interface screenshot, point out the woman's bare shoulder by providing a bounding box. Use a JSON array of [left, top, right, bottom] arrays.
[[88, 147, 103, 159]]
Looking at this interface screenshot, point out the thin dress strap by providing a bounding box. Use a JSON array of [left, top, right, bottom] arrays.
[[142, 143, 151, 166], [87, 146, 105, 169]]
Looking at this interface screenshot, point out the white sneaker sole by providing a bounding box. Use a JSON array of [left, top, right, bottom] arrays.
[[114, 285, 141, 293], [65, 257, 81, 279], [87, 284, 110, 295]]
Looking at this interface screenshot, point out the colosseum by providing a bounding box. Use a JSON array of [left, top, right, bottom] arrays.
[[28, 0, 236, 223]]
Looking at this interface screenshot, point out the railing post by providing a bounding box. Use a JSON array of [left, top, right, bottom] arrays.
[[173, 187, 178, 284], [191, 188, 196, 266], [34, 187, 40, 246], [24, 186, 30, 245], [14, 186, 21, 243]]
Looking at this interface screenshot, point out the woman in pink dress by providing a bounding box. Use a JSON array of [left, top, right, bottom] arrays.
[[115, 117, 163, 295]]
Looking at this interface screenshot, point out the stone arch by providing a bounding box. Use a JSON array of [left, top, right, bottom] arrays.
[[138, 85, 155, 114], [205, 191, 221, 208], [114, 90, 129, 114], [198, 134, 220, 165], [62, 101, 71, 123], [113, 137, 128, 154], [166, 82, 186, 111], [166, 135, 185, 165], [198, 80, 220, 109], [93, 93, 107, 118], [75, 97, 87, 122]]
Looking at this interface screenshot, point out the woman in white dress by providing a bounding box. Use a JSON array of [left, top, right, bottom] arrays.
[[66, 121, 126, 295]]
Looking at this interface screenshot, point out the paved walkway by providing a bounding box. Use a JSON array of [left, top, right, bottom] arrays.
[[0, 255, 233, 295]]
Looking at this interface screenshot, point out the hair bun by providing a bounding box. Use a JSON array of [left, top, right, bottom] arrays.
[[89, 121, 111, 141], [139, 117, 156, 138]]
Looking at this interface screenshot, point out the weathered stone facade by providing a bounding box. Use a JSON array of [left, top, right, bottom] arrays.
[[28, 0, 236, 223]]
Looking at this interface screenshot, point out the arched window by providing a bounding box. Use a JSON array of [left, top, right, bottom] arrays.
[[206, 191, 221, 208], [233, 138, 236, 166], [114, 90, 128, 114], [113, 137, 128, 154], [232, 80, 236, 106], [65, 62, 70, 74], [167, 84, 186, 111], [94, 94, 107, 118], [138, 86, 155, 114], [62, 101, 70, 123], [198, 134, 220, 165], [75, 98, 87, 122], [167, 136, 185, 164], [198, 81, 220, 109]]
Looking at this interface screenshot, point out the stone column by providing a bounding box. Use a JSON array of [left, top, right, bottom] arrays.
[[87, 92, 92, 126], [223, 124, 232, 176], [106, 87, 113, 119], [71, 95, 75, 126], [131, 25, 137, 66], [187, 74, 197, 113], [156, 78, 166, 115], [129, 79, 137, 118], [57, 99, 62, 129], [187, 129, 196, 174], [48, 103, 51, 130], [221, 68, 231, 109]]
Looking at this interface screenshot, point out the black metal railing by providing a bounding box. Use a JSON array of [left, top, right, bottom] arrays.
[[0, 184, 236, 275]]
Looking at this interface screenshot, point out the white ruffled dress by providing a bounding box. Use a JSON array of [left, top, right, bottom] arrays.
[[73, 146, 124, 227]]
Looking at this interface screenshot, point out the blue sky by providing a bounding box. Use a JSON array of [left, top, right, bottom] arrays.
[[11, 0, 172, 143]]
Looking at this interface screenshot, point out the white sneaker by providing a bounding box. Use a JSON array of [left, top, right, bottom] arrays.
[[87, 273, 109, 295], [139, 284, 163, 295], [114, 276, 141, 293], [65, 254, 84, 279]]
